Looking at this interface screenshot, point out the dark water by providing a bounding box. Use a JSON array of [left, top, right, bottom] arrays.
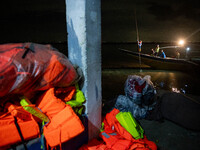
[[102, 69, 200, 99]]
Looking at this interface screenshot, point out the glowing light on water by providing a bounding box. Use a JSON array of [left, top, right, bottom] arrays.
[[181, 88, 186, 94], [172, 87, 180, 93], [186, 47, 190, 51]]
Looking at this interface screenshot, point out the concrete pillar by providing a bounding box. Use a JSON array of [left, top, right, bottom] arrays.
[[66, 0, 101, 140]]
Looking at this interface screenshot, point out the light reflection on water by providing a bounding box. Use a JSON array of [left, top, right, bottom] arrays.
[[102, 69, 200, 99]]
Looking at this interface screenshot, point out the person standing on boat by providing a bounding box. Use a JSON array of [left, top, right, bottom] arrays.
[[160, 49, 166, 58], [151, 48, 155, 56], [138, 40, 142, 52], [154, 45, 160, 56], [176, 50, 180, 59]]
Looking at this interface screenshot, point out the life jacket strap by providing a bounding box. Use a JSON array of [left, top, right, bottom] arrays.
[[14, 117, 28, 150]]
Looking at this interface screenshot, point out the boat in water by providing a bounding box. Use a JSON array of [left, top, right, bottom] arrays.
[[119, 48, 200, 72]]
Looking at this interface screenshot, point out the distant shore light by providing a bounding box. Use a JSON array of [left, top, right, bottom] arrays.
[[186, 47, 190, 51]]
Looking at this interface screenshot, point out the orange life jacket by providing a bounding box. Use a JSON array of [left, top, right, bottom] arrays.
[[0, 111, 40, 149], [36, 88, 68, 119], [5, 102, 32, 121], [102, 108, 133, 141], [36, 88, 84, 149], [43, 105, 85, 148], [100, 108, 157, 150], [36, 87, 76, 119]]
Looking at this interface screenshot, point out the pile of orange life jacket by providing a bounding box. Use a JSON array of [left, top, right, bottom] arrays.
[[79, 108, 157, 150], [0, 43, 85, 149]]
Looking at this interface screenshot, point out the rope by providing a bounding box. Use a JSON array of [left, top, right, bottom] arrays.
[[185, 27, 200, 40], [0, 104, 35, 119], [159, 46, 180, 49]]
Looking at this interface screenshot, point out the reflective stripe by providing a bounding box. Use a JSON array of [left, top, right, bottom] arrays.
[[101, 132, 110, 138], [110, 133, 117, 136]]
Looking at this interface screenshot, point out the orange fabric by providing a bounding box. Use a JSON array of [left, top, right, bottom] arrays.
[[0, 65, 16, 97], [103, 108, 133, 141], [43, 55, 65, 84], [111, 139, 132, 150], [0, 114, 40, 148], [39, 54, 77, 90], [100, 131, 132, 150], [141, 136, 157, 150], [100, 132, 122, 148], [55, 86, 76, 102], [79, 138, 107, 150], [36, 88, 66, 119], [100, 108, 133, 150], [0, 43, 77, 98], [43, 105, 85, 148], [5, 103, 31, 121]]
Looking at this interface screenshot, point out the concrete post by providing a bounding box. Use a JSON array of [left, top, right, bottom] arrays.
[[66, 0, 101, 140]]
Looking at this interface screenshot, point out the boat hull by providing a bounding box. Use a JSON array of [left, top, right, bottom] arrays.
[[119, 48, 200, 72]]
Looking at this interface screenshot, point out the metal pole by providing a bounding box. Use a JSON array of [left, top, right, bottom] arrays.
[[134, 9, 142, 72]]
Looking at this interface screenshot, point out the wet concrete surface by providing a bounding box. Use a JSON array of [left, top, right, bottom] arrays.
[[140, 119, 200, 150], [102, 68, 200, 150]]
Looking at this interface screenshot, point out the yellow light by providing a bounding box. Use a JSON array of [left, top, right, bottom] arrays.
[[178, 40, 184, 46]]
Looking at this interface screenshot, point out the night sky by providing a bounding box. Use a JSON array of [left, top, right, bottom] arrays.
[[102, 0, 200, 42], [0, 0, 66, 43], [0, 0, 200, 43]]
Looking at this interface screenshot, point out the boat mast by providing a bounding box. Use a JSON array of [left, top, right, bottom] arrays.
[[134, 8, 142, 72], [135, 10, 139, 42]]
